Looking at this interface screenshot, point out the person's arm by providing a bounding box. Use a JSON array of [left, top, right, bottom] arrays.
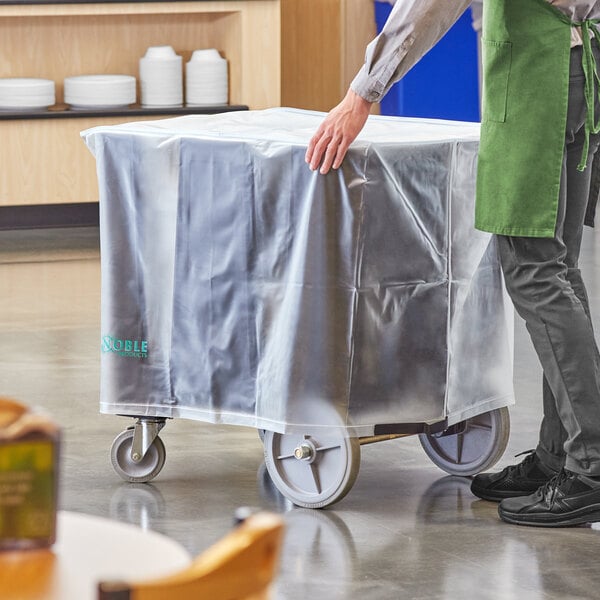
[[306, 0, 471, 174]]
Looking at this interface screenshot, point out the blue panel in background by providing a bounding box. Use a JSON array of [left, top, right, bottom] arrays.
[[374, 3, 480, 122]]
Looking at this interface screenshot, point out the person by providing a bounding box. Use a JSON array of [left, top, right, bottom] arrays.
[[305, 0, 600, 527]]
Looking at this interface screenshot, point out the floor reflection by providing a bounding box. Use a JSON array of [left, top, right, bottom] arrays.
[[258, 462, 356, 599], [275, 509, 357, 600], [109, 483, 166, 531], [415, 475, 475, 523]]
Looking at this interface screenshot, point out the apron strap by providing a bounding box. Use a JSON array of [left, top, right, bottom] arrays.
[[523, 0, 600, 171], [577, 20, 600, 171]]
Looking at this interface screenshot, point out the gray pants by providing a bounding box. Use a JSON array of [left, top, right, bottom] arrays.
[[497, 44, 600, 477]]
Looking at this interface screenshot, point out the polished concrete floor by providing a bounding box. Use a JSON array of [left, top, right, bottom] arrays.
[[1, 226, 600, 599]]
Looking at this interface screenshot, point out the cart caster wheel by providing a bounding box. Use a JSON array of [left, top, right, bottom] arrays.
[[263, 429, 361, 509], [419, 407, 510, 477], [110, 429, 166, 483]]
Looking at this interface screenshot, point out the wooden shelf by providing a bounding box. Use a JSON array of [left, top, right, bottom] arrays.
[[0, 103, 248, 120], [0, 0, 278, 207], [1, 1, 218, 4], [0, 0, 376, 209]]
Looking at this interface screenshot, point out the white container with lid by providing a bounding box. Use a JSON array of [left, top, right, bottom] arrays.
[[140, 46, 183, 107], [185, 48, 228, 106]]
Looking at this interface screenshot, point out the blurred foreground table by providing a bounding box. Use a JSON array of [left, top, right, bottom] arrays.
[[0, 510, 191, 600]]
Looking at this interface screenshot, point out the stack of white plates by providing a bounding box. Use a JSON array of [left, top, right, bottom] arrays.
[[64, 75, 136, 109], [186, 49, 228, 106], [139, 46, 183, 107], [0, 78, 55, 110]]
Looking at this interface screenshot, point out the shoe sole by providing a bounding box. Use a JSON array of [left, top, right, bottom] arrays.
[[498, 505, 600, 527]]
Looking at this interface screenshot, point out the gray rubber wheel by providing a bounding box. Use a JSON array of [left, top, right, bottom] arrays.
[[263, 430, 361, 509], [419, 407, 510, 476], [110, 428, 166, 483]]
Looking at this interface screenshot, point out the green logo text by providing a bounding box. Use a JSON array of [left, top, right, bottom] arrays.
[[102, 335, 148, 359]]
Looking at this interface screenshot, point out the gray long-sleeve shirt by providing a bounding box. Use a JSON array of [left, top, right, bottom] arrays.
[[352, 0, 600, 102]]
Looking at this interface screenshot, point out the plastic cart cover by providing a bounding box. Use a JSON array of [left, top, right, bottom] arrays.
[[82, 108, 514, 436]]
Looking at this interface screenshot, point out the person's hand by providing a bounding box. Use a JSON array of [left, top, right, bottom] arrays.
[[305, 89, 373, 174]]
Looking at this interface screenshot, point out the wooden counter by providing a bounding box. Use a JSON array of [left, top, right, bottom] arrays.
[[0, 0, 376, 208]]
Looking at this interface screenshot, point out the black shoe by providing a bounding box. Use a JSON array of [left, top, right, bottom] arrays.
[[498, 469, 600, 527], [470, 450, 557, 502]]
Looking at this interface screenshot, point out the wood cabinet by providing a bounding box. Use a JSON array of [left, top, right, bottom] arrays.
[[281, 0, 377, 111], [0, 0, 376, 207]]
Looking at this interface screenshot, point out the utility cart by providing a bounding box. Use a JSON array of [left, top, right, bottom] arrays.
[[83, 108, 514, 509]]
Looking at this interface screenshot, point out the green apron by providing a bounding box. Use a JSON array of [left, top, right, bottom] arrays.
[[475, 0, 600, 238]]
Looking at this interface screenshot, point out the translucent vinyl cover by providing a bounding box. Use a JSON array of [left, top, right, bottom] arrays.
[[82, 108, 514, 436]]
